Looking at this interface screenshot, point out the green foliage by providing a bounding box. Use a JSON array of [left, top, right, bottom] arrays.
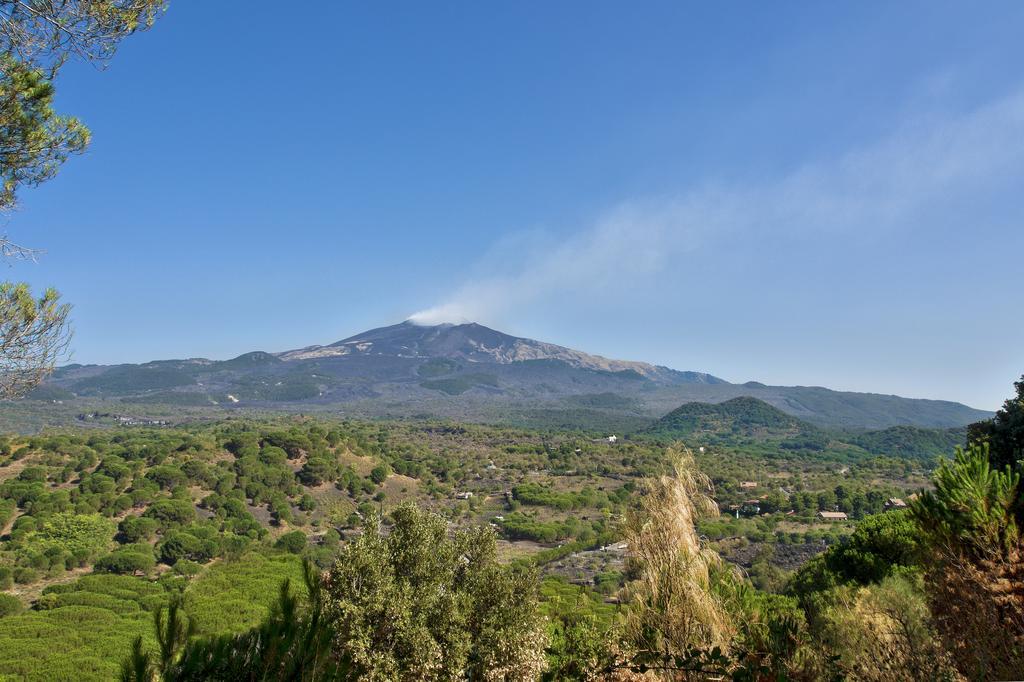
[[968, 375, 1024, 470], [158, 527, 219, 565], [275, 531, 308, 554], [913, 443, 1021, 558], [13, 566, 38, 583], [0, 56, 89, 211], [0, 574, 167, 681], [144, 499, 196, 529], [24, 512, 115, 559], [850, 425, 967, 460], [512, 482, 608, 510], [158, 562, 340, 681], [0, 283, 71, 398], [325, 504, 549, 678], [73, 365, 197, 394], [0, 414, 964, 678], [96, 547, 156, 575], [369, 463, 390, 484], [42, 590, 143, 615], [0, 593, 23, 618], [540, 576, 617, 677], [182, 552, 306, 637], [788, 509, 922, 622], [498, 512, 574, 543], [911, 441, 1024, 678], [119, 516, 158, 543], [812, 573, 954, 680], [646, 397, 813, 442], [0, 553, 308, 681], [0, 604, 154, 680], [154, 599, 194, 674]]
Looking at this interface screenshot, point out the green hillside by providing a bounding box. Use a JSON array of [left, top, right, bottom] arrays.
[[641, 397, 967, 461], [643, 396, 821, 442], [848, 425, 967, 460]]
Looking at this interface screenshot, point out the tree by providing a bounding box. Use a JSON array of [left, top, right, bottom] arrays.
[[0, 0, 164, 397], [0, 0, 164, 216], [912, 443, 1024, 679], [0, 282, 69, 397], [969, 374, 1024, 470], [324, 503, 549, 679], [275, 530, 307, 554], [369, 464, 389, 485], [788, 508, 923, 628]]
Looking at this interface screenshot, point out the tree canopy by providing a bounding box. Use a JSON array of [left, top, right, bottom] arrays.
[[0, 1, 164, 398], [969, 374, 1024, 470]]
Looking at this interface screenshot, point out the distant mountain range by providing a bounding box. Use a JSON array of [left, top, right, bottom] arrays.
[[28, 320, 990, 431]]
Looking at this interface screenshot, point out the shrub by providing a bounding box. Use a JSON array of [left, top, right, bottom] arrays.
[[94, 550, 156, 575], [118, 516, 158, 543], [0, 567, 12, 590], [23, 513, 115, 561], [47, 591, 142, 615], [0, 594, 22, 618], [181, 553, 306, 637], [274, 531, 307, 554], [143, 498, 196, 529], [369, 464, 390, 485], [159, 530, 218, 565], [13, 567, 38, 584], [173, 560, 203, 577], [322, 529, 340, 548]]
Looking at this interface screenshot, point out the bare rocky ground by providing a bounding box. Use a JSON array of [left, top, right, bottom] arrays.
[[721, 540, 828, 571]]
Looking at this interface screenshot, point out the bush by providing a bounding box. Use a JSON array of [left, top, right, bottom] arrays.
[[322, 529, 341, 548], [173, 560, 203, 577], [47, 591, 142, 615], [13, 567, 37, 584], [22, 513, 115, 561], [181, 552, 306, 637], [159, 530, 218, 565], [118, 516, 158, 543], [0, 594, 22, 618], [274, 531, 307, 554], [370, 464, 390, 485], [94, 550, 155, 575], [143, 498, 196, 528]]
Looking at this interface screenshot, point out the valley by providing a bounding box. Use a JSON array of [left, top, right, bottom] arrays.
[[0, 399, 947, 679]]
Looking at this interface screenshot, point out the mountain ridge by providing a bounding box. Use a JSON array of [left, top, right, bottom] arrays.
[[24, 320, 992, 431], [276, 321, 725, 385]]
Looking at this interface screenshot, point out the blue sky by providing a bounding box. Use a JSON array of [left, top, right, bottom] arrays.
[[5, 2, 1022, 410]]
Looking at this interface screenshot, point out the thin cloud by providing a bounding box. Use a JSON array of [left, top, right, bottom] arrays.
[[410, 89, 1024, 326]]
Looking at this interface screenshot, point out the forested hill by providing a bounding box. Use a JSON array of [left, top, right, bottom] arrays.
[[641, 396, 967, 460], [645, 397, 812, 440]]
